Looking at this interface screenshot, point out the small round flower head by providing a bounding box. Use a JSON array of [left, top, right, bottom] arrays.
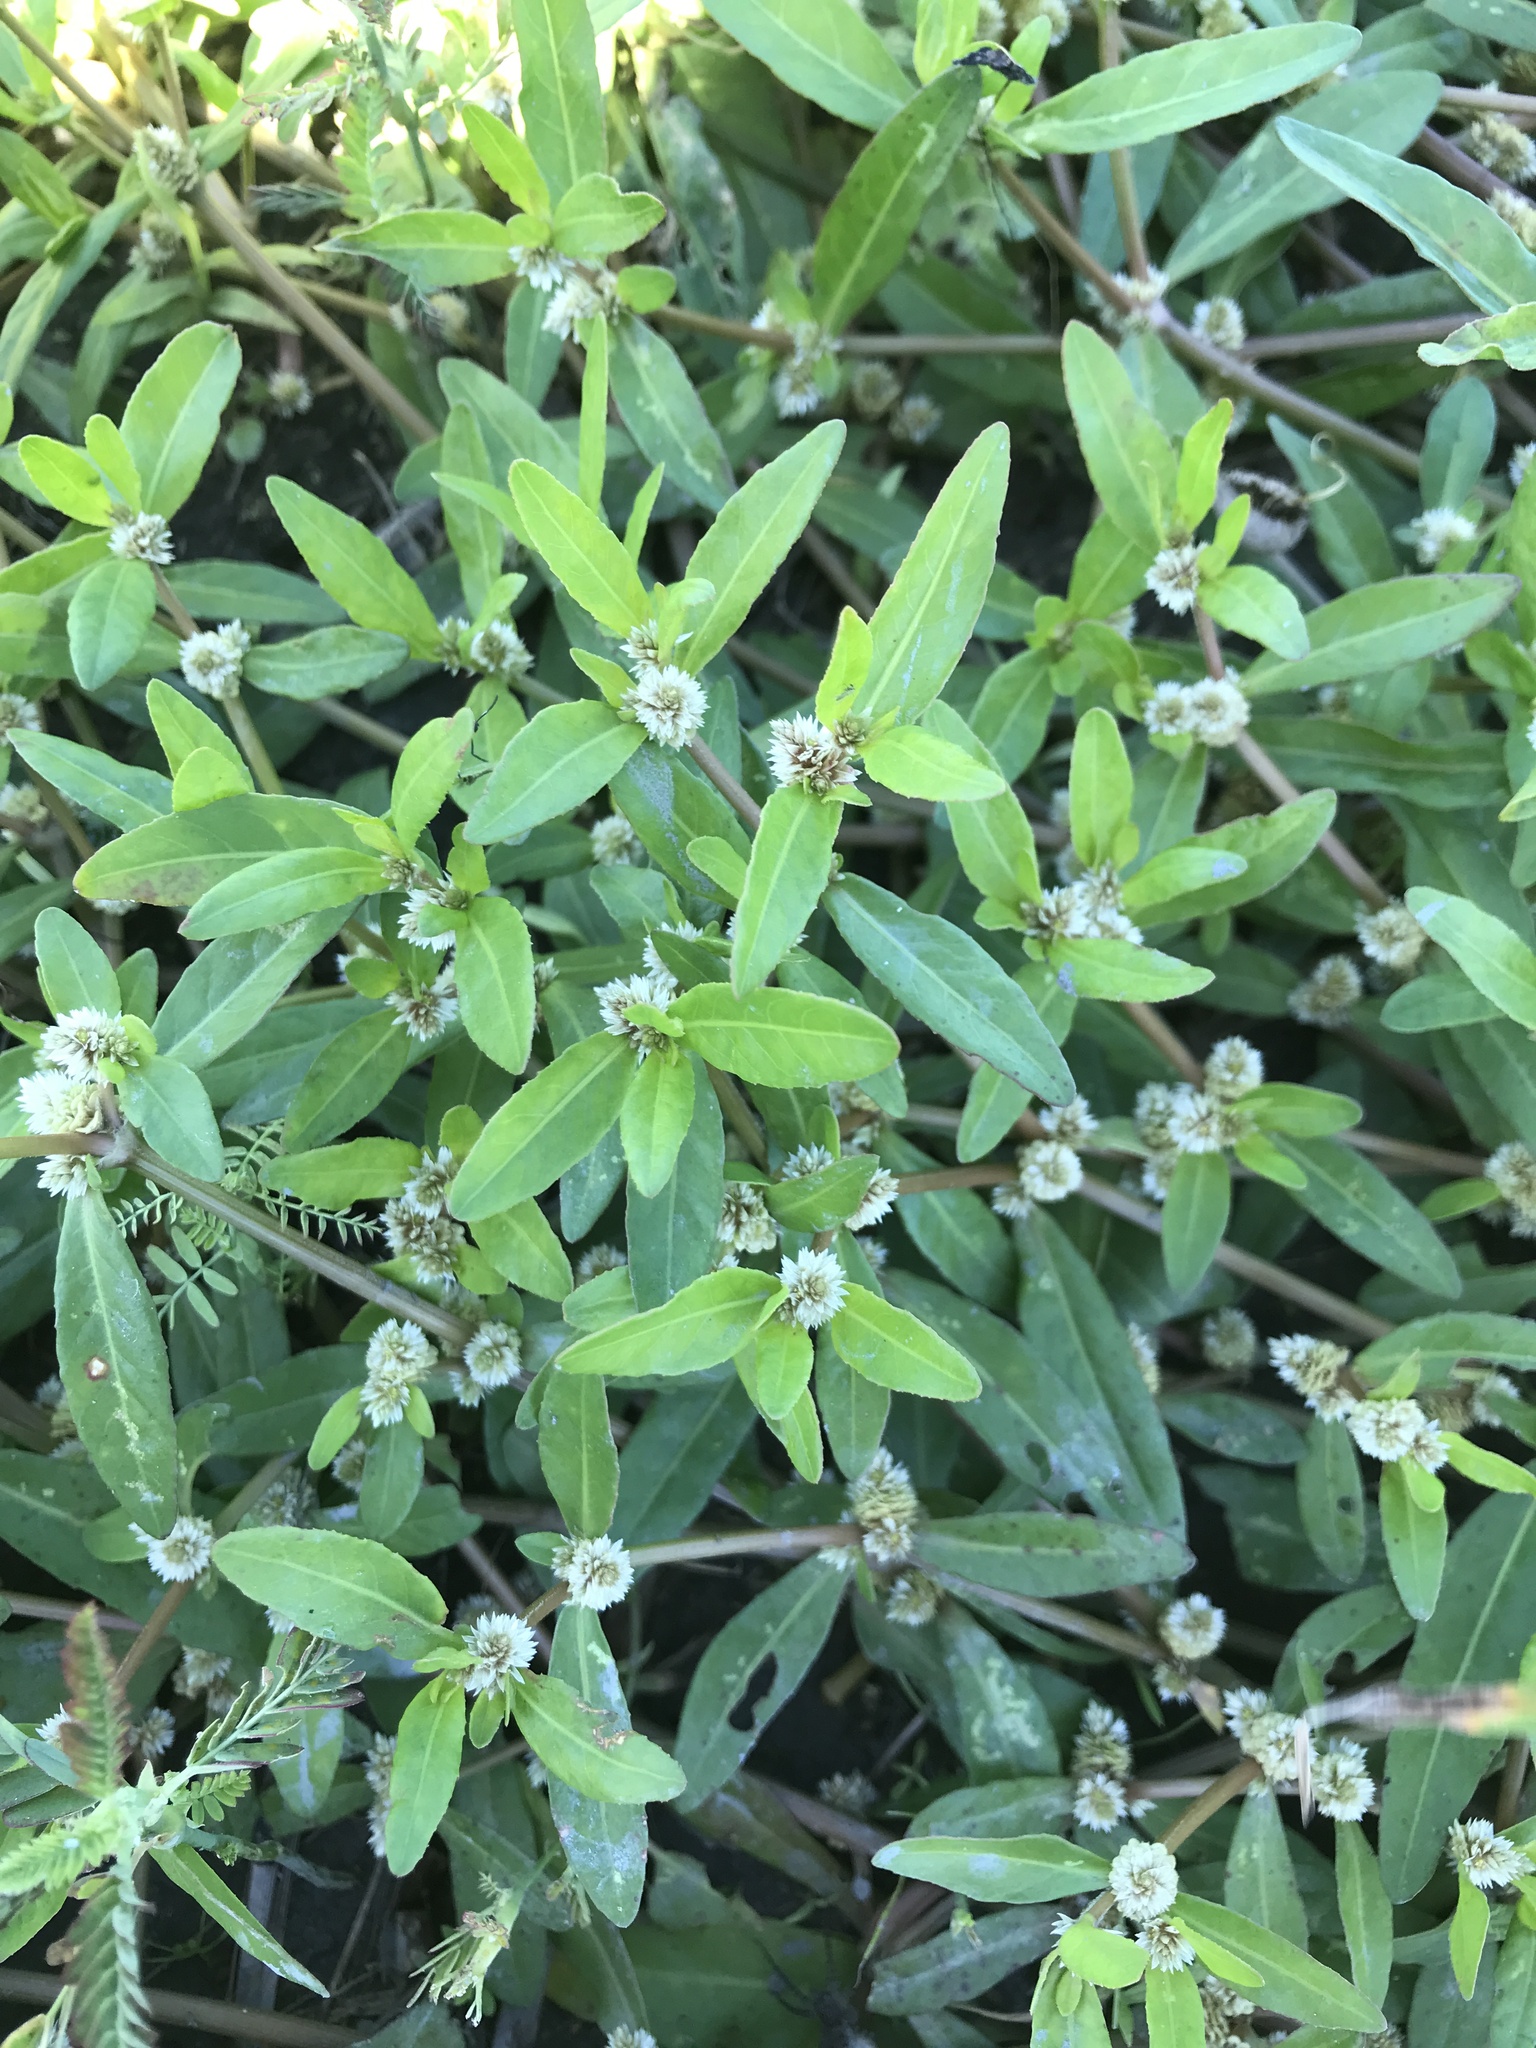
[[1165, 1088, 1230, 1156], [1201, 1307, 1258, 1372], [173, 1648, 232, 1701], [1038, 1095, 1098, 1146], [19, 1069, 104, 1139], [1493, 186, 1536, 249], [575, 1243, 627, 1283], [1407, 506, 1477, 566], [1268, 1333, 1352, 1416], [1240, 1709, 1302, 1785], [1127, 1322, 1160, 1394], [1356, 899, 1427, 975], [1191, 296, 1246, 351], [108, 509, 174, 565], [398, 884, 462, 954], [891, 392, 943, 445], [1204, 1037, 1263, 1104], [1145, 543, 1202, 615], [625, 664, 707, 749], [1222, 1687, 1270, 1744], [140, 123, 201, 195], [1473, 1370, 1519, 1426], [1512, 441, 1536, 491], [1159, 1593, 1226, 1662], [1108, 266, 1169, 334], [1138, 1918, 1196, 1971], [511, 243, 570, 292], [885, 1569, 940, 1626], [542, 268, 618, 341], [782, 1143, 836, 1180], [129, 214, 183, 276], [523, 1751, 548, 1789], [138, 1513, 215, 1585], [620, 623, 661, 675], [773, 352, 824, 421], [1312, 1738, 1374, 1823], [590, 813, 641, 866], [848, 1166, 899, 1232], [819, 1769, 877, 1815], [1348, 1396, 1440, 1466], [462, 1610, 538, 1692], [361, 1318, 436, 1428], [597, 966, 678, 1061], [1185, 674, 1250, 747], [850, 361, 901, 418], [401, 1147, 456, 1216], [1021, 0, 1073, 43], [38, 1008, 137, 1083], [1108, 1839, 1180, 1924], [331, 1438, 367, 1492], [1465, 113, 1536, 184], [383, 1200, 465, 1280], [1074, 1702, 1133, 1779], [554, 1533, 634, 1611], [0, 692, 40, 740], [1289, 954, 1363, 1027], [1201, 1978, 1255, 2046], [469, 618, 532, 680], [462, 1321, 522, 1391], [718, 1181, 778, 1254], [363, 1731, 396, 1796], [386, 965, 458, 1041], [1135, 1083, 1180, 1151], [1197, 0, 1253, 35], [1488, 1140, 1536, 1235], [850, 1447, 920, 1564], [1139, 1150, 1176, 1203], [779, 1246, 847, 1330], [991, 1177, 1034, 1222], [1153, 1660, 1192, 1703], [267, 369, 312, 417], [1144, 681, 1194, 736], [132, 1706, 176, 1762], [605, 2028, 658, 2048], [766, 713, 860, 796], [1074, 1771, 1129, 1833], [1448, 1816, 1533, 1890], [1018, 1138, 1083, 1203]]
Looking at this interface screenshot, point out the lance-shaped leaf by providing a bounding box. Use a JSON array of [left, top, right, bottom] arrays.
[[829, 1284, 981, 1400], [451, 1031, 636, 1218], [212, 1528, 453, 1660], [916, 1510, 1190, 1597], [120, 322, 242, 517], [1171, 1895, 1387, 2033], [151, 1847, 329, 1994], [697, 0, 910, 128], [508, 461, 650, 633], [467, 699, 643, 844], [730, 783, 839, 995], [511, 1671, 686, 1802], [267, 479, 442, 654], [557, 1268, 784, 1378], [671, 982, 899, 1086], [510, 0, 606, 201], [872, 1833, 1111, 1902], [1406, 888, 1536, 1032]]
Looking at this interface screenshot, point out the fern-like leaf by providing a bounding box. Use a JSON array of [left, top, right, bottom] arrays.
[[60, 1610, 126, 1802], [65, 1868, 153, 2048]]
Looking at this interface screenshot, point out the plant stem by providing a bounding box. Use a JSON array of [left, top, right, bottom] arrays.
[[630, 1523, 857, 1567], [1243, 315, 1465, 359], [0, 1973, 351, 2048], [1230, 726, 1392, 909], [1497, 1737, 1530, 1831], [1158, 1759, 1261, 1853], [708, 1066, 769, 1165], [0, 3, 135, 148], [688, 738, 762, 829], [149, 16, 188, 134], [224, 688, 285, 797], [934, 1574, 1164, 1665], [1099, 2, 1149, 282], [308, 696, 408, 756], [0, 1591, 137, 1630], [1123, 1000, 1204, 1085], [801, 524, 875, 621]]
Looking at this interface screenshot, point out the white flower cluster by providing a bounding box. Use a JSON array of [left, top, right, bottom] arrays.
[[754, 303, 837, 420], [383, 1157, 467, 1286], [1153, 1592, 1226, 1702], [457, 1322, 522, 1401], [554, 1533, 634, 1611], [542, 264, 619, 341], [1021, 863, 1141, 947], [107, 509, 174, 565], [1288, 954, 1363, 1027], [1512, 441, 1536, 491], [616, 623, 707, 749], [719, 1180, 778, 1254], [469, 618, 533, 681], [1465, 114, 1536, 185], [1493, 186, 1536, 251], [1190, 296, 1246, 351], [891, 392, 943, 445], [463, 1610, 539, 1692], [848, 1166, 899, 1232], [1448, 1816, 1534, 1890], [133, 1706, 176, 1761], [1127, 1321, 1160, 1394], [1406, 507, 1477, 566], [849, 361, 901, 419], [1487, 1140, 1536, 1237], [1348, 1396, 1447, 1471], [597, 965, 679, 1062], [141, 123, 201, 194], [386, 963, 459, 1041], [778, 1246, 847, 1329], [605, 2028, 659, 2048], [1132, 1074, 1252, 1198], [1039, 1095, 1098, 1146], [268, 369, 312, 417], [1106, 266, 1169, 336], [397, 872, 468, 955], [135, 1513, 215, 1584], [1268, 1332, 1355, 1421], [364, 1730, 395, 1857], [1205, 1036, 1263, 1102], [1312, 1738, 1375, 1823], [360, 1318, 437, 1428], [1143, 673, 1250, 747], [130, 215, 183, 277], [992, 1137, 1083, 1221], [24, 1007, 143, 1200], [1223, 1687, 1301, 1786], [849, 1446, 920, 1564], [1106, 1840, 1189, 1970], [885, 1569, 940, 1626], [766, 712, 861, 795], [818, 1769, 878, 1814], [1201, 1306, 1258, 1371], [575, 1243, 628, 1283], [1071, 1701, 1137, 1832], [1355, 899, 1426, 975], [590, 813, 642, 866], [0, 692, 41, 740], [1145, 541, 1201, 614]]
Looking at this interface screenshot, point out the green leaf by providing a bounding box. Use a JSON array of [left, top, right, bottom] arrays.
[[860, 725, 1006, 803], [1335, 1820, 1393, 2011], [117, 1057, 223, 1181], [1162, 1149, 1230, 1296], [1171, 1895, 1386, 2032], [1068, 707, 1133, 870], [811, 69, 980, 335], [538, 1367, 619, 1536], [1296, 1418, 1365, 1583], [152, 914, 351, 1069], [510, 0, 606, 201], [1245, 576, 1518, 696], [470, 1198, 573, 1300], [1061, 323, 1175, 557], [467, 699, 642, 844], [211, 1527, 452, 1659], [508, 461, 649, 633], [331, 210, 516, 290], [683, 424, 845, 672], [697, 0, 910, 128], [610, 317, 734, 513], [150, 1847, 328, 1996], [1276, 120, 1536, 313], [55, 1190, 178, 1536], [674, 1554, 847, 1805], [1056, 1920, 1146, 1990], [1406, 888, 1536, 1031], [1143, 1964, 1205, 2048], [511, 1670, 686, 1802], [1013, 22, 1358, 154], [119, 323, 242, 517], [452, 1030, 635, 1218], [558, 1268, 783, 1378], [457, 893, 534, 1074], [463, 101, 551, 214], [915, 1510, 1190, 1596], [730, 783, 839, 995], [1378, 1457, 1447, 1621], [547, 1605, 647, 1925], [671, 981, 899, 1086], [181, 847, 383, 940], [854, 424, 1009, 722], [390, 708, 473, 853], [384, 1677, 466, 1875], [1422, 302, 1536, 372], [1494, 1916, 1536, 2048], [619, 1048, 695, 1196], [11, 730, 170, 831], [34, 906, 118, 1016], [828, 1283, 981, 1399], [283, 1006, 413, 1152], [1271, 1134, 1461, 1297], [1225, 1784, 1306, 1948], [1199, 563, 1309, 660], [827, 874, 1071, 1101], [267, 479, 441, 655], [66, 555, 156, 693], [871, 1833, 1110, 1903]]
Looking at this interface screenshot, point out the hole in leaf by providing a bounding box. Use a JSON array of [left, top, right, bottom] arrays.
[[728, 1653, 778, 1731]]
